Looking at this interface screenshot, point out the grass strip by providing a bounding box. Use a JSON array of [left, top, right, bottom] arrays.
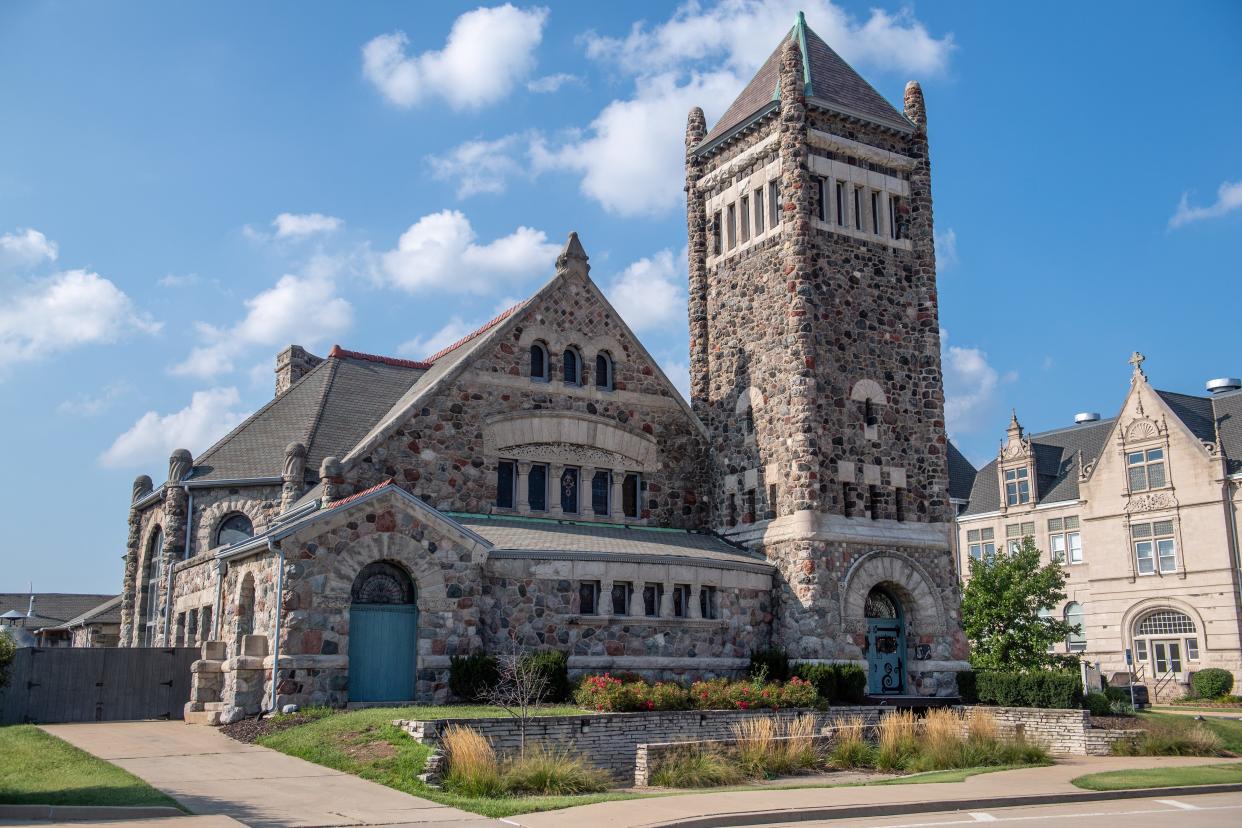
[[1072, 762, 1242, 791], [0, 725, 180, 808]]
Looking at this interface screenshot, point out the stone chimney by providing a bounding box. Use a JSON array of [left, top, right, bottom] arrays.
[[275, 345, 323, 397]]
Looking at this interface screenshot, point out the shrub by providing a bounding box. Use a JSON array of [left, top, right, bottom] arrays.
[[449, 652, 499, 703], [828, 714, 872, 769], [441, 725, 502, 797], [0, 631, 15, 689], [832, 663, 867, 703], [1113, 722, 1226, 757], [956, 670, 978, 704], [975, 670, 1082, 709], [1191, 668, 1234, 700], [500, 744, 611, 795], [522, 650, 570, 702], [793, 663, 836, 702], [648, 746, 745, 788], [749, 648, 790, 682], [875, 710, 919, 771], [1084, 692, 1112, 717]]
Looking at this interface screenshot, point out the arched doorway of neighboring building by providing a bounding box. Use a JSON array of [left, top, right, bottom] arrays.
[[865, 586, 905, 695], [1132, 609, 1198, 680], [348, 561, 418, 703]]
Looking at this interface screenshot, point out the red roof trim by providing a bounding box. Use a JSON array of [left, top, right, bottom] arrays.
[[323, 479, 396, 511], [424, 301, 526, 363], [328, 345, 431, 370]]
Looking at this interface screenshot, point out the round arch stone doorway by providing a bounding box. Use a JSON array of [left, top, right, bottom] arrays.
[[865, 586, 905, 695], [348, 561, 418, 703]]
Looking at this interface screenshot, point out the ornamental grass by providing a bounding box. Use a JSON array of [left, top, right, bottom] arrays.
[[648, 745, 746, 788], [499, 744, 611, 795], [827, 714, 873, 769], [441, 725, 503, 797]]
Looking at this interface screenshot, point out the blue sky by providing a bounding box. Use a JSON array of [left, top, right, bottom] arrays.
[[1, 1, 1238, 593]]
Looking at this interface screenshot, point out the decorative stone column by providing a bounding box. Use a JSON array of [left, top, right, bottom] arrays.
[[600, 579, 613, 618], [320, 456, 344, 502], [659, 582, 673, 618], [281, 442, 307, 512], [582, 465, 596, 517], [685, 106, 709, 417], [630, 583, 645, 617], [120, 474, 153, 646], [516, 462, 531, 512], [690, 584, 703, 619], [162, 449, 193, 646], [549, 464, 564, 517], [610, 468, 626, 522]]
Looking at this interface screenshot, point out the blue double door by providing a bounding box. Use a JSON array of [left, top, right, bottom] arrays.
[[348, 603, 418, 703]]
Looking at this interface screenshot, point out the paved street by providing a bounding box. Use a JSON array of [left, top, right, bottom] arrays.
[[781, 791, 1242, 827]]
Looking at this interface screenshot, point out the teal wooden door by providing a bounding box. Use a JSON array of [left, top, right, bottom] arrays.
[[867, 618, 906, 695], [348, 603, 418, 703]]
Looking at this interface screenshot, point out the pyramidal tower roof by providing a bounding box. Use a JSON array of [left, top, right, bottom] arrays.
[[700, 11, 912, 149]]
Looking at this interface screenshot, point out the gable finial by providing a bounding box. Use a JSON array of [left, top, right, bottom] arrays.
[[1129, 350, 1146, 383], [556, 231, 590, 279]]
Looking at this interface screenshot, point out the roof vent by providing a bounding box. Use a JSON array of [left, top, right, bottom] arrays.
[[1206, 377, 1241, 394], [1074, 412, 1101, 424]]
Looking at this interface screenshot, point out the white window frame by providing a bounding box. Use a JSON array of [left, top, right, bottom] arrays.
[[1004, 466, 1031, 505], [1132, 520, 1177, 574], [966, 527, 996, 561], [1127, 447, 1167, 491]]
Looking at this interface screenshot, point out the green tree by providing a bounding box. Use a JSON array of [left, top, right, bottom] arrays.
[[0, 629, 15, 688], [961, 536, 1078, 670]]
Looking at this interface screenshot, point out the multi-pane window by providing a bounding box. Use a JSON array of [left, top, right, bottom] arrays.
[[768, 181, 780, 227], [578, 580, 600, 615], [1005, 521, 1035, 553], [1048, 516, 1082, 563], [963, 528, 993, 561], [699, 585, 719, 619], [739, 194, 750, 243], [753, 187, 764, 234], [1004, 467, 1031, 505], [853, 187, 863, 230], [496, 460, 516, 508], [1132, 519, 1176, 574], [1127, 448, 1166, 491], [726, 203, 737, 249], [1186, 637, 1200, 660], [889, 195, 901, 240], [1064, 602, 1086, 651], [560, 467, 579, 514], [643, 582, 663, 617], [216, 513, 253, 549], [712, 211, 722, 255], [528, 464, 548, 512], [871, 190, 881, 236], [623, 473, 641, 519], [563, 348, 581, 385], [1136, 610, 1195, 636], [591, 470, 610, 516], [611, 582, 632, 615], [671, 583, 692, 618], [835, 181, 845, 227], [814, 177, 826, 221]]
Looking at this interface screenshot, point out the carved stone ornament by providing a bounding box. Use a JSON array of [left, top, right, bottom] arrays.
[[1000, 437, 1031, 461], [1124, 418, 1161, 443], [283, 442, 307, 480], [168, 448, 193, 483], [1201, 440, 1222, 458], [132, 475, 153, 503], [1128, 491, 1177, 512]]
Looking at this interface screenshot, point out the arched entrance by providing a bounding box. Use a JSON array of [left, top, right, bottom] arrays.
[[865, 586, 905, 695], [1132, 609, 1197, 679], [348, 561, 418, 703]]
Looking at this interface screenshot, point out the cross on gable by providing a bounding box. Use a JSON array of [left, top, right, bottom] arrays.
[[1129, 351, 1147, 382]]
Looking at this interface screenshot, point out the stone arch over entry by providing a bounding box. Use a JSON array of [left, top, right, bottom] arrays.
[[840, 550, 945, 634], [1120, 597, 1208, 649], [333, 533, 451, 614], [349, 558, 419, 703]]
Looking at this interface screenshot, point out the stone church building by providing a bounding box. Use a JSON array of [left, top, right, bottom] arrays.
[[119, 15, 970, 720]]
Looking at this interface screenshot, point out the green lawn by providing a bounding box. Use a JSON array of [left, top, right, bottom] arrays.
[[256, 705, 1049, 817], [0, 725, 179, 808], [1139, 712, 1242, 754], [869, 763, 1049, 785], [1073, 763, 1242, 791]]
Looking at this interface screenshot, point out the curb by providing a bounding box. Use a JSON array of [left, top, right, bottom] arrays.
[[645, 783, 1242, 827], [0, 804, 186, 822]]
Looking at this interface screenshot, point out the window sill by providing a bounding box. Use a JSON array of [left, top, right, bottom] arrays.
[[567, 616, 726, 627]]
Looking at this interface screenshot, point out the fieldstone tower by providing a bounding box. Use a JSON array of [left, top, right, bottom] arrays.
[[686, 13, 967, 695]]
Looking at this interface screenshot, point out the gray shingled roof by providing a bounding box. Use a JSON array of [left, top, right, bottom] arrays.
[[700, 14, 911, 149], [946, 441, 976, 501], [191, 354, 426, 482], [48, 595, 122, 630], [450, 514, 770, 569], [1213, 390, 1242, 474], [960, 418, 1115, 517], [0, 593, 117, 629]]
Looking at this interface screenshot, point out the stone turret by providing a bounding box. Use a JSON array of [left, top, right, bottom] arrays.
[[685, 106, 709, 413], [555, 232, 589, 280]]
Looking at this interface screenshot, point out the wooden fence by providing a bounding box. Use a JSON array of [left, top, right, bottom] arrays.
[[0, 647, 199, 724]]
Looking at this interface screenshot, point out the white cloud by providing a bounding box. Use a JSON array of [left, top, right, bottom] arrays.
[[171, 260, 353, 378], [527, 73, 580, 93], [362, 4, 548, 110], [941, 330, 1001, 437], [57, 382, 132, 417], [381, 210, 559, 295], [158, 273, 199, 288], [0, 269, 161, 363], [428, 135, 530, 198], [398, 316, 477, 359], [606, 248, 687, 333], [0, 228, 58, 271], [1169, 180, 1242, 228], [100, 387, 247, 469], [935, 228, 957, 271], [272, 212, 343, 238], [584, 0, 953, 78]]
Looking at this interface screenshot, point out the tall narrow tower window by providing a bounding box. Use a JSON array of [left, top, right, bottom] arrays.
[[712, 211, 722, 255], [871, 191, 881, 236], [814, 177, 826, 221], [889, 196, 901, 240], [768, 181, 780, 226], [753, 187, 764, 234], [853, 187, 863, 231], [835, 181, 845, 227], [739, 195, 750, 242], [726, 203, 737, 249]]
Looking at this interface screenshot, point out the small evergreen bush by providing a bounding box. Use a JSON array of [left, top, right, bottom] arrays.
[[448, 652, 498, 703], [749, 648, 790, 682], [956, 670, 978, 704], [1191, 668, 1234, 700], [1084, 691, 1112, 717], [522, 650, 570, 702], [975, 670, 1082, 709], [832, 663, 867, 703]]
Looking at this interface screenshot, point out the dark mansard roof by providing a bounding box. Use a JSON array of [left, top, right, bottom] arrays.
[[958, 387, 1242, 516], [699, 12, 913, 150]]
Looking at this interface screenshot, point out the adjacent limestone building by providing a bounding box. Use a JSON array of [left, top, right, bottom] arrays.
[[118, 15, 969, 721], [954, 355, 1242, 700]]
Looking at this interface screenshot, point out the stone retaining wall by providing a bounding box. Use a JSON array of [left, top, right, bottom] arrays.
[[397, 707, 881, 778], [966, 706, 1143, 756], [634, 734, 836, 786]]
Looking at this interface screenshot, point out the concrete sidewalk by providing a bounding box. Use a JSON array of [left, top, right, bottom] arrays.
[[509, 755, 1242, 828], [41, 722, 495, 828]]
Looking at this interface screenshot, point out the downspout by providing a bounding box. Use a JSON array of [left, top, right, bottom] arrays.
[[163, 485, 192, 646], [268, 537, 285, 713]]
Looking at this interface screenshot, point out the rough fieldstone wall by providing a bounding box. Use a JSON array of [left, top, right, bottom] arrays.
[[125, 504, 168, 646], [188, 484, 282, 558], [344, 273, 709, 528]]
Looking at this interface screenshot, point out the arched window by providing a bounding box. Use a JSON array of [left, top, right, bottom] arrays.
[[215, 513, 253, 548], [1064, 602, 1086, 651], [864, 586, 901, 619], [563, 347, 581, 385], [1133, 609, 1198, 675], [1136, 610, 1195, 636], [595, 352, 613, 390], [351, 561, 416, 605], [143, 527, 163, 646], [530, 342, 548, 381]]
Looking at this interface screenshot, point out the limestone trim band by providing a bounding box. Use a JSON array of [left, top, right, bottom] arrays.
[[486, 548, 774, 575], [725, 510, 952, 549]]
